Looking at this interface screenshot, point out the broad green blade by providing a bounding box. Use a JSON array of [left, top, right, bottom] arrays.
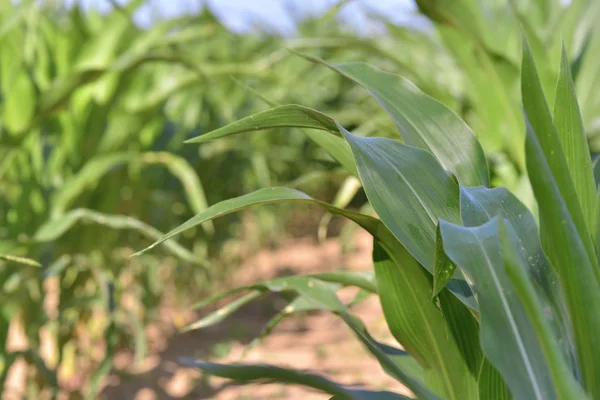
[[525, 116, 600, 396], [35, 208, 203, 267], [373, 241, 477, 400], [459, 186, 576, 368], [307, 58, 489, 187], [438, 290, 482, 378], [184, 104, 357, 175], [181, 360, 409, 400], [439, 218, 557, 400], [478, 359, 512, 400], [499, 220, 588, 399], [341, 126, 461, 272], [553, 43, 596, 233], [522, 34, 598, 266], [132, 187, 384, 257], [524, 36, 600, 396]]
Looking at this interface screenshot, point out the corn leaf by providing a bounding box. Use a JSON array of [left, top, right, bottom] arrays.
[[180, 360, 410, 400], [553, 43, 596, 233], [459, 186, 576, 368], [373, 240, 477, 400], [35, 208, 203, 266], [440, 218, 558, 399], [184, 104, 357, 175], [522, 34, 598, 267], [523, 36, 600, 396], [341, 126, 461, 270], [499, 219, 588, 399], [307, 58, 489, 187], [478, 359, 512, 400], [132, 187, 383, 257]]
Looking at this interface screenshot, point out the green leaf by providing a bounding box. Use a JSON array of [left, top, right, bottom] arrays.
[[373, 240, 477, 400], [35, 208, 204, 266], [307, 58, 489, 187], [186, 291, 262, 331], [181, 360, 409, 400], [499, 219, 588, 399], [341, 126, 461, 272], [132, 187, 383, 257], [437, 290, 482, 378], [522, 33, 598, 266], [184, 104, 357, 175], [553, 43, 596, 233], [524, 37, 600, 396], [459, 186, 576, 366], [440, 218, 558, 399], [478, 359, 512, 400]]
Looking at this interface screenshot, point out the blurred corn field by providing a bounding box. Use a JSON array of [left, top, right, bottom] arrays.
[[2, 0, 600, 398]]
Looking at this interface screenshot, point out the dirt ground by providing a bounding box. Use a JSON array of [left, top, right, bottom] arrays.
[[99, 229, 410, 399]]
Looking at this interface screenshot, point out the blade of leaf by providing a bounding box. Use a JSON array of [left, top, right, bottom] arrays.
[[478, 359, 512, 400], [522, 33, 598, 267], [440, 218, 558, 400], [499, 219, 588, 399], [184, 104, 357, 175], [372, 240, 477, 400], [35, 208, 205, 267], [437, 290, 482, 377], [525, 115, 600, 396], [302, 57, 489, 187], [341, 126, 461, 272], [460, 186, 577, 369], [553, 42, 596, 233], [132, 187, 382, 257], [180, 360, 410, 400]]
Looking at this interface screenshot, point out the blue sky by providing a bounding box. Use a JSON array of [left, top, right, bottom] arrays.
[[64, 0, 417, 33]]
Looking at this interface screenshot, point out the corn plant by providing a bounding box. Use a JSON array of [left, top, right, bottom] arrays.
[[137, 31, 600, 399]]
